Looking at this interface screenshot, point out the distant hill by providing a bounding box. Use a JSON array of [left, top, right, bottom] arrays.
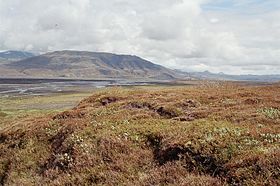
[[0, 50, 183, 80], [0, 50, 35, 62], [189, 70, 280, 82]]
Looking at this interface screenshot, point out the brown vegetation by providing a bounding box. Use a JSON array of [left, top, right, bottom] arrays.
[[0, 82, 279, 185]]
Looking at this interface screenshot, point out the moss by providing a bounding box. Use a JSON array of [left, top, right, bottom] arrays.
[[0, 111, 8, 118]]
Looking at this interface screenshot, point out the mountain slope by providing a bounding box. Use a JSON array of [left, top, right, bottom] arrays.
[[1, 50, 180, 80]]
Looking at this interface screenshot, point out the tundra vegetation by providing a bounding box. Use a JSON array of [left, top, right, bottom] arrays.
[[0, 82, 279, 185]]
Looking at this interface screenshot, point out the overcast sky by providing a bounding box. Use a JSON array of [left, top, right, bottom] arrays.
[[0, 0, 280, 75]]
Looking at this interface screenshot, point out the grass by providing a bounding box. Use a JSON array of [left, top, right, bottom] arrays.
[[0, 92, 92, 130], [0, 83, 280, 185]]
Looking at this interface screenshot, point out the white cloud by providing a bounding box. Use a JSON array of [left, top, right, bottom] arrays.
[[0, 0, 279, 75]]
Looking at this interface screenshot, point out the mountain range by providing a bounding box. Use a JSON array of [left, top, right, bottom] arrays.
[[0, 50, 182, 80], [0, 50, 280, 82], [189, 70, 280, 82]]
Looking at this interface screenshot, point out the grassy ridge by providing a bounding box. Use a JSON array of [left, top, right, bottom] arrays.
[[0, 83, 279, 185]]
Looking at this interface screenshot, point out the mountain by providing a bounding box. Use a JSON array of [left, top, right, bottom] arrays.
[[0, 50, 35, 62], [2, 50, 278, 82], [189, 71, 280, 82], [0, 50, 182, 80]]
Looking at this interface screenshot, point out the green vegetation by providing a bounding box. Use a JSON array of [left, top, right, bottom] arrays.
[[0, 84, 280, 185], [0, 93, 92, 130], [258, 107, 280, 119]]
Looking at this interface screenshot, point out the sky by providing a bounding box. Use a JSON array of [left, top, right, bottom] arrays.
[[0, 0, 280, 75]]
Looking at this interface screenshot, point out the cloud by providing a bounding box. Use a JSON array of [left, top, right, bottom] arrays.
[[0, 0, 279, 75]]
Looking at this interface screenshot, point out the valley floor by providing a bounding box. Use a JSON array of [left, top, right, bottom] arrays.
[[0, 82, 279, 185]]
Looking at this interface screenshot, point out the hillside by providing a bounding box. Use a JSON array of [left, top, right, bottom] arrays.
[[0, 51, 181, 80], [0, 83, 279, 185]]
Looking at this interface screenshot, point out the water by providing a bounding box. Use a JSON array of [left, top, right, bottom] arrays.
[[0, 78, 155, 97]]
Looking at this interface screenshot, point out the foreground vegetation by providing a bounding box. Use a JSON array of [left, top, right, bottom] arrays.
[[0, 83, 280, 185]]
